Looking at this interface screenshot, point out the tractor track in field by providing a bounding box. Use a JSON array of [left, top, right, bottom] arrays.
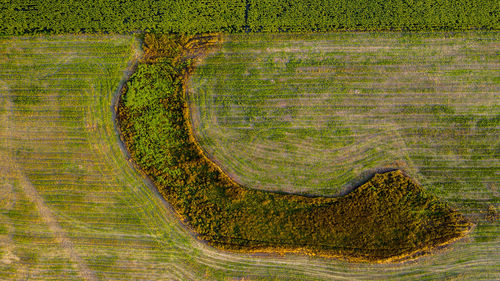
[[13, 159, 98, 281], [0, 99, 97, 280]]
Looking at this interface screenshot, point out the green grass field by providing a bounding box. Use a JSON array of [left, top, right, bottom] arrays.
[[0, 34, 498, 279], [189, 32, 500, 214], [0, 35, 205, 280]]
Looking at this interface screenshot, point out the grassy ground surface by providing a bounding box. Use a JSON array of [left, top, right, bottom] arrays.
[[0, 35, 200, 280], [0, 34, 498, 280], [189, 32, 500, 215]]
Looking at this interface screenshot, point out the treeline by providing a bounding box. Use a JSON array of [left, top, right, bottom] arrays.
[[1, 0, 498, 34], [116, 34, 472, 261]]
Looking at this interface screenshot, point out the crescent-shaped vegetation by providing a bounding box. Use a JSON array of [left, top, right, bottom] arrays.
[[117, 34, 472, 262]]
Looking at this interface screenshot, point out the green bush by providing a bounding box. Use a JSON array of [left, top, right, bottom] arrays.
[[123, 63, 178, 110]]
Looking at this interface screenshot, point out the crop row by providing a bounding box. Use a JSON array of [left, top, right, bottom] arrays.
[[0, 35, 193, 280], [1, 0, 499, 35]]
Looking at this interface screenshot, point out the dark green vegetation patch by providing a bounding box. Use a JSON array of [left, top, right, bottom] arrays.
[[1, 0, 498, 35], [117, 35, 471, 262]]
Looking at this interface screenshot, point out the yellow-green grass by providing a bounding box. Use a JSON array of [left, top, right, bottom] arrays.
[[0, 35, 196, 280], [189, 32, 500, 217], [0, 34, 498, 280]]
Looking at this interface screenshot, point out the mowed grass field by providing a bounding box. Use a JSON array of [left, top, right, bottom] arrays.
[[0, 35, 218, 280], [0, 34, 498, 280], [189, 33, 500, 211]]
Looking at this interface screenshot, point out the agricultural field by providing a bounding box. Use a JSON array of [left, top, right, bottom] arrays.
[[189, 32, 500, 210], [0, 33, 498, 280], [188, 31, 500, 274], [1, 0, 498, 34], [0, 35, 231, 280], [0, 0, 498, 279]]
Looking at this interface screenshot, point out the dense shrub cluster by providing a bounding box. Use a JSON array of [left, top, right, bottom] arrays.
[[117, 34, 472, 261], [1, 0, 498, 34]]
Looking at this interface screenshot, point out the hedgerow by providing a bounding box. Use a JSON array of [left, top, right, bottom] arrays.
[[117, 34, 472, 261], [1, 0, 498, 35]]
